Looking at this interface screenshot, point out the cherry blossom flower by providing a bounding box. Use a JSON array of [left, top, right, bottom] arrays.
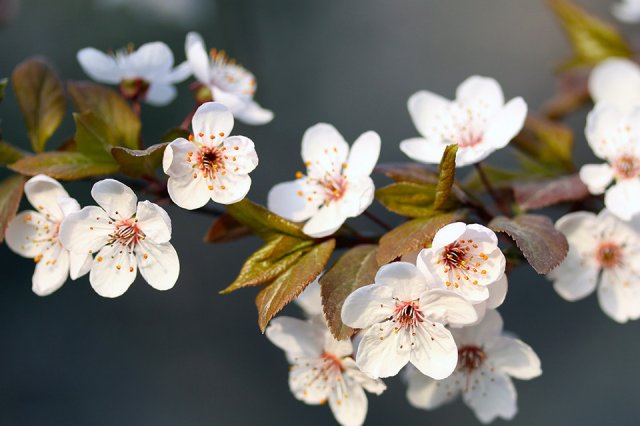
[[341, 262, 477, 379], [5, 175, 92, 296], [295, 277, 324, 318], [185, 32, 273, 125], [268, 123, 381, 238], [59, 179, 179, 298], [400, 76, 527, 167], [581, 105, 640, 220], [163, 102, 258, 209], [613, 0, 640, 23], [406, 310, 541, 424], [266, 316, 385, 426], [588, 58, 640, 111], [416, 222, 506, 303], [548, 210, 640, 323], [77, 41, 191, 106]]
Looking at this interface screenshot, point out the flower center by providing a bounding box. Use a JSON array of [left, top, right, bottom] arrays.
[[458, 345, 486, 373], [393, 300, 424, 329], [320, 176, 348, 202], [613, 155, 640, 180], [457, 127, 484, 148], [437, 239, 488, 288], [188, 145, 225, 180], [320, 352, 344, 374], [596, 242, 622, 269], [110, 219, 145, 248], [119, 78, 150, 101]]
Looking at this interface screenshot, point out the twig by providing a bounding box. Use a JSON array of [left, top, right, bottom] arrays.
[[474, 163, 511, 217], [363, 210, 392, 231]]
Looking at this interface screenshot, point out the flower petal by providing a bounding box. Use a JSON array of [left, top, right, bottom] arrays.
[[32, 246, 69, 296], [422, 289, 478, 326], [339, 176, 375, 218], [430, 222, 467, 250], [268, 180, 321, 222], [210, 173, 252, 205], [550, 250, 599, 301], [328, 374, 368, 426], [163, 138, 195, 177], [453, 309, 503, 346], [24, 174, 69, 222], [136, 201, 172, 244], [346, 131, 380, 178], [374, 262, 428, 301], [407, 90, 451, 138], [579, 163, 614, 195], [355, 322, 410, 378], [185, 32, 212, 85], [341, 283, 394, 329], [301, 123, 350, 178], [605, 179, 640, 221], [213, 89, 274, 125], [613, 0, 640, 23], [585, 104, 625, 159], [589, 58, 640, 110], [483, 97, 527, 150], [222, 135, 259, 174], [456, 75, 504, 112], [410, 322, 459, 380], [145, 83, 177, 106], [125, 41, 174, 80], [59, 206, 112, 255], [161, 61, 192, 84], [135, 241, 179, 291], [486, 274, 508, 310], [598, 269, 640, 323], [89, 244, 137, 298], [166, 172, 212, 210], [77, 47, 122, 84], [406, 366, 461, 410], [191, 102, 234, 144], [68, 251, 92, 280], [462, 369, 517, 423], [5, 211, 52, 258], [399, 137, 447, 165], [486, 336, 542, 380], [302, 202, 346, 238], [91, 179, 138, 220], [342, 358, 386, 395], [295, 279, 324, 317], [266, 316, 325, 358], [289, 359, 330, 404]]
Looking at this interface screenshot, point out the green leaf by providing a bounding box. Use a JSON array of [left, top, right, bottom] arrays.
[[111, 143, 168, 178], [512, 115, 574, 172], [161, 127, 190, 143], [0, 78, 7, 103], [513, 174, 589, 210], [433, 144, 458, 210], [221, 235, 315, 294], [374, 162, 438, 185], [377, 211, 465, 266], [226, 199, 309, 241], [0, 174, 25, 243], [68, 81, 140, 150], [375, 182, 453, 218], [73, 111, 116, 161], [9, 151, 118, 180], [204, 213, 252, 243], [319, 245, 378, 340], [489, 214, 568, 274], [549, 0, 632, 70], [11, 57, 65, 152], [0, 141, 27, 166], [256, 239, 335, 332]]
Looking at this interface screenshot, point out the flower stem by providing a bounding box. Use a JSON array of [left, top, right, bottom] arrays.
[[363, 210, 392, 231], [474, 163, 511, 217]]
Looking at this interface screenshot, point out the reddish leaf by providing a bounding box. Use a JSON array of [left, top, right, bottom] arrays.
[[204, 213, 252, 243], [0, 175, 25, 243], [9, 151, 118, 180], [374, 162, 438, 185], [111, 143, 168, 178], [514, 174, 589, 210]]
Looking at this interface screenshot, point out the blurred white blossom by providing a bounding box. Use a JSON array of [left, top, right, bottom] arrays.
[[400, 76, 527, 167], [5, 175, 92, 296], [268, 123, 380, 238], [60, 179, 179, 298], [163, 102, 258, 209], [406, 310, 541, 424], [588, 58, 640, 111], [612, 0, 640, 23]]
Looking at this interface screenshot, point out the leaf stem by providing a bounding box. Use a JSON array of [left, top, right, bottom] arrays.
[[363, 210, 392, 231], [474, 163, 511, 217]]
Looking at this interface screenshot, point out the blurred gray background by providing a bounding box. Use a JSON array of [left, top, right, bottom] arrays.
[[1, 0, 639, 424]]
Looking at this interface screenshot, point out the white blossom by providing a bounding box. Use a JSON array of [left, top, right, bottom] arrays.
[[581, 104, 640, 220], [341, 262, 477, 379], [406, 310, 541, 424], [268, 123, 380, 238], [59, 179, 179, 298], [400, 76, 527, 167], [295, 277, 324, 318], [185, 32, 273, 125], [613, 0, 640, 23], [548, 210, 640, 323], [77, 42, 190, 106], [266, 316, 385, 426], [163, 102, 258, 209], [5, 175, 92, 296], [588, 58, 640, 111]]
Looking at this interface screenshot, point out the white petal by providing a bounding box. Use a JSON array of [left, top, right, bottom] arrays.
[[5, 211, 52, 258], [301, 123, 350, 177], [431, 222, 467, 250], [345, 131, 381, 178], [410, 322, 459, 379], [454, 309, 504, 346], [32, 246, 69, 296], [456, 75, 504, 112], [24, 174, 69, 222], [399, 137, 447, 165], [579, 163, 614, 195], [161, 60, 192, 84], [288, 359, 330, 404], [551, 251, 599, 301], [589, 58, 640, 110], [339, 176, 375, 218], [166, 172, 212, 210], [463, 369, 517, 424], [328, 374, 368, 426], [77, 47, 122, 84], [191, 102, 234, 144], [136, 201, 172, 244], [407, 90, 452, 138], [406, 366, 461, 410], [355, 322, 410, 378], [266, 317, 325, 357], [125, 41, 174, 80], [613, 0, 640, 23], [185, 31, 212, 85], [89, 244, 137, 298], [163, 138, 195, 177], [302, 202, 347, 238], [597, 269, 640, 323], [341, 283, 394, 329], [554, 211, 598, 246], [69, 251, 93, 280], [342, 358, 386, 395], [91, 179, 138, 220], [135, 241, 179, 291], [295, 279, 324, 317], [221, 135, 259, 174], [483, 97, 527, 150], [268, 180, 321, 222], [145, 83, 177, 106], [421, 289, 478, 326], [226, 96, 274, 126], [58, 197, 81, 217], [210, 173, 252, 205], [486, 274, 508, 309], [374, 261, 429, 301], [605, 180, 640, 221], [58, 206, 112, 255], [486, 336, 542, 380]]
